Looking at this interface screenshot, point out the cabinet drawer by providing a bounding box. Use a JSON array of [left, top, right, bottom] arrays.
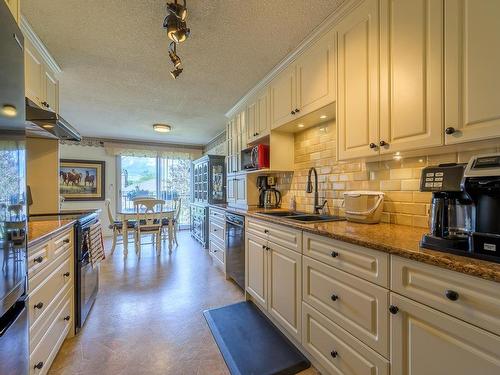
[[29, 257, 72, 328], [209, 237, 225, 265], [30, 282, 72, 354], [52, 229, 72, 258], [247, 218, 302, 252], [302, 302, 389, 375], [209, 208, 226, 222], [303, 232, 389, 287], [28, 241, 51, 278], [391, 256, 500, 336], [209, 219, 225, 243], [30, 288, 72, 375], [29, 242, 71, 293], [303, 256, 389, 357]]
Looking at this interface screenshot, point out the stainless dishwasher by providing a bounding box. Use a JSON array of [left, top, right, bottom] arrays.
[[225, 213, 245, 289]]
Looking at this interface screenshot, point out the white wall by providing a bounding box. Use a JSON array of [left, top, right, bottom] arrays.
[[59, 144, 116, 236]]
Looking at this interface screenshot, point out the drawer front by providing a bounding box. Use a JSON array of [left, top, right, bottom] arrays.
[[209, 219, 225, 243], [303, 256, 389, 357], [29, 257, 72, 328], [209, 207, 226, 222], [302, 302, 389, 375], [391, 256, 500, 336], [30, 288, 72, 375], [52, 229, 73, 259], [30, 282, 72, 354], [303, 232, 389, 287], [29, 242, 71, 294], [209, 237, 225, 265], [28, 241, 51, 278], [247, 218, 302, 252]]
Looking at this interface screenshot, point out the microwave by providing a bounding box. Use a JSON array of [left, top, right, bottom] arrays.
[[241, 144, 270, 170]]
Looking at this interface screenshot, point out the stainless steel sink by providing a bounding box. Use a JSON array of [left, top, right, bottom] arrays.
[[257, 211, 345, 223]]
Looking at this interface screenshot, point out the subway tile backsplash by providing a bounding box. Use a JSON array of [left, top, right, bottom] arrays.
[[275, 121, 500, 228]]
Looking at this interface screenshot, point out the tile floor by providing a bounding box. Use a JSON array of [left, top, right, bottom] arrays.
[[48, 231, 319, 375]]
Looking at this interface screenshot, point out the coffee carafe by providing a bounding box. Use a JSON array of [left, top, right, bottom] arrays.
[[257, 175, 281, 209], [420, 163, 473, 253]]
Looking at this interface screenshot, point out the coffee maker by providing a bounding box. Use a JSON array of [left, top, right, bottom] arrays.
[[420, 154, 500, 263], [420, 163, 472, 253], [257, 175, 281, 209]]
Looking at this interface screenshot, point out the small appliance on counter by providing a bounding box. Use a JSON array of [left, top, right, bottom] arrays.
[[241, 144, 270, 171], [420, 154, 500, 263], [343, 191, 385, 223], [257, 175, 281, 209]]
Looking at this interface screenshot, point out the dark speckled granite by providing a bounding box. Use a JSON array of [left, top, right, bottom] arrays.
[[212, 206, 500, 283]]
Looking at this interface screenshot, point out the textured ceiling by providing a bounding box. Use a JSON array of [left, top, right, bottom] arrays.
[[22, 0, 344, 145]]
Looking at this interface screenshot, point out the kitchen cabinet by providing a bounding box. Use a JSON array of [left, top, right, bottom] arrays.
[[28, 227, 74, 375], [390, 293, 500, 375], [4, 0, 19, 23], [25, 38, 60, 113], [247, 89, 270, 144], [271, 28, 336, 130], [337, 0, 380, 160], [208, 207, 226, 269], [235, 175, 246, 207], [379, 0, 444, 154], [444, 0, 500, 144], [192, 155, 226, 205], [246, 233, 268, 308], [190, 204, 208, 248], [268, 241, 302, 342], [226, 172, 259, 210], [226, 118, 238, 175]]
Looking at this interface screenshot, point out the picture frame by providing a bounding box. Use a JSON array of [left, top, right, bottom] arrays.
[[59, 159, 105, 201]]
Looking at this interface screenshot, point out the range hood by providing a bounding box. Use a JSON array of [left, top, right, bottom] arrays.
[[25, 98, 81, 141]]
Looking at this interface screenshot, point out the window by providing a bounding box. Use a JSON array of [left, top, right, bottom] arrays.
[[118, 154, 191, 226]]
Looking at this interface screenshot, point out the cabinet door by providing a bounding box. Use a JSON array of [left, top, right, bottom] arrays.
[[25, 40, 44, 107], [379, 0, 443, 154], [296, 27, 336, 117], [391, 293, 500, 375], [226, 177, 236, 205], [337, 0, 380, 160], [268, 242, 302, 341], [246, 233, 268, 308], [246, 100, 258, 143], [235, 175, 246, 206], [270, 64, 296, 129], [257, 89, 270, 138], [4, 0, 19, 22], [445, 0, 500, 144], [239, 109, 247, 153], [43, 67, 59, 113]]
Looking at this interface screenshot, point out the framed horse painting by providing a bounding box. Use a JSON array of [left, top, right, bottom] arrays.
[[60, 159, 105, 201]]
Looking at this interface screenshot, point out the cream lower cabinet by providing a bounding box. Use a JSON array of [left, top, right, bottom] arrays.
[[391, 293, 500, 375], [28, 227, 74, 375], [208, 207, 226, 269], [246, 229, 302, 341], [444, 0, 500, 144]]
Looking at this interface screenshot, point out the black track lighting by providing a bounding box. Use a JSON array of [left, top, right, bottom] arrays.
[[168, 42, 182, 68], [164, 14, 190, 43], [167, 0, 187, 21], [170, 67, 183, 79]]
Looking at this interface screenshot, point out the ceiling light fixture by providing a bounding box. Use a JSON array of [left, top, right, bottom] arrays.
[[168, 42, 182, 68], [1, 104, 17, 117], [170, 67, 183, 79], [167, 0, 187, 21], [297, 123, 305, 128], [320, 115, 327, 119], [153, 124, 172, 133]]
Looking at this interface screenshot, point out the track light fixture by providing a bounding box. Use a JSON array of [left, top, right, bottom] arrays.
[[170, 67, 183, 79], [164, 0, 190, 79], [168, 42, 182, 68]]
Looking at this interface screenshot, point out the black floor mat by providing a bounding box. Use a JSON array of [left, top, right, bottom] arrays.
[[203, 301, 310, 375]]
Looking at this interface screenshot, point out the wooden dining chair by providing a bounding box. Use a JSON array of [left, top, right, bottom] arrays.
[[105, 199, 135, 255], [161, 198, 181, 246], [134, 199, 165, 257]]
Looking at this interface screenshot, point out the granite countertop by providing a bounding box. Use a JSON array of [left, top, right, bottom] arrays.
[[28, 219, 76, 247], [213, 206, 500, 283]]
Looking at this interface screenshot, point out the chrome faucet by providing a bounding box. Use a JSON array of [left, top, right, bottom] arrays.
[[306, 167, 327, 214]]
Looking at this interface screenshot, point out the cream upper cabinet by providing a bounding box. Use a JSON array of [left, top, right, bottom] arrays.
[[246, 233, 268, 308], [25, 40, 44, 107], [379, 0, 444, 154], [337, 0, 380, 160], [4, 0, 19, 23], [226, 175, 236, 205], [248, 89, 271, 144], [270, 64, 296, 129], [444, 0, 500, 144], [268, 241, 302, 342], [295, 27, 336, 118], [43, 66, 59, 113], [246, 99, 258, 143], [391, 293, 500, 375], [235, 174, 247, 207]]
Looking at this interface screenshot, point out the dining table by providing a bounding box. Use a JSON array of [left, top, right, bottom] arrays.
[[117, 208, 176, 254]]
